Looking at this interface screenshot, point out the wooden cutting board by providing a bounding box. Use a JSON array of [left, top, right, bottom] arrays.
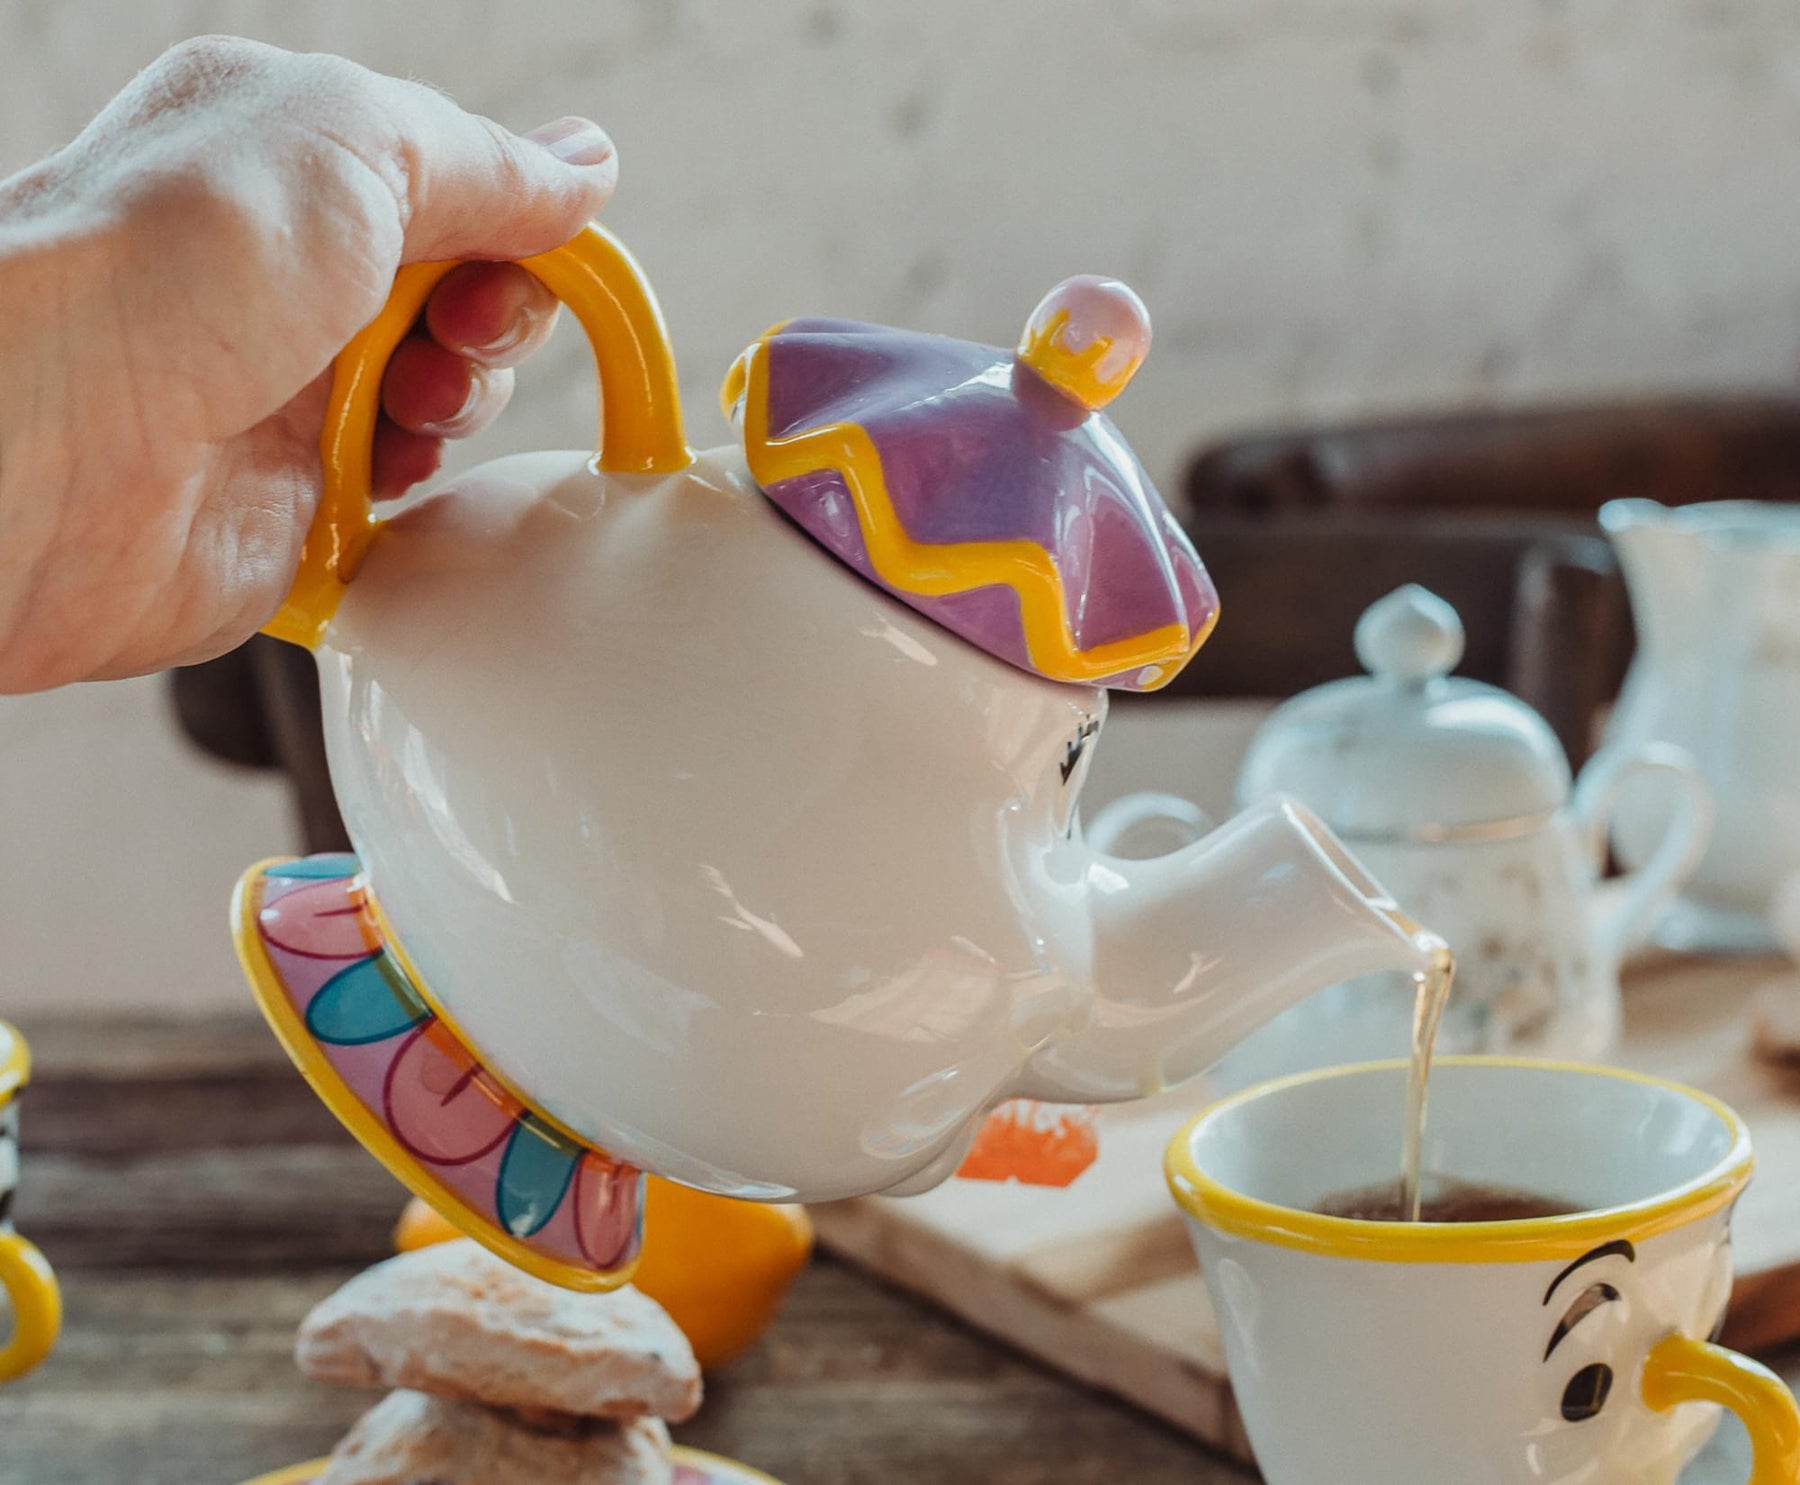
[[809, 955, 1800, 1463]]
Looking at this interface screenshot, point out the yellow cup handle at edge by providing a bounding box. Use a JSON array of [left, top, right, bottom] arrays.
[[1643, 1331, 1800, 1485], [0, 1233, 61, 1384], [262, 224, 693, 649]]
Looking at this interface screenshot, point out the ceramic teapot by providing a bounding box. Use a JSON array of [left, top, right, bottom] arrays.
[[232, 226, 1441, 1289], [1601, 499, 1800, 952]]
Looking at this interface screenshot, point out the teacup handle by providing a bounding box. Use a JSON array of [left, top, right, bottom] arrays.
[[263, 224, 693, 648], [0, 1233, 61, 1384], [1642, 1332, 1800, 1485], [1571, 741, 1713, 969]]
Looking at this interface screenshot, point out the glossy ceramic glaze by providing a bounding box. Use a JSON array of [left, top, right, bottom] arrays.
[[0, 1022, 60, 1383], [1602, 500, 1800, 952], [1167, 1061, 1796, 1485], [725, 287, 1216, 691], [315, 445, 1435, 1200], [245, 226, 1444, 1210], [1214, 586, 1709, 1075]]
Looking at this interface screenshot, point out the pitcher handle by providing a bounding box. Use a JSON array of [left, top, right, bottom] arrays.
[[263, 225, 693, 648], [1571, 741, 1713, 969], [1085, 790, 1212, 859], [1642, 1333, 1800, 1485]]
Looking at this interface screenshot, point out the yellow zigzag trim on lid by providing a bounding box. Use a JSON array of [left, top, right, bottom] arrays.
[[724, 336, 1214, 690]]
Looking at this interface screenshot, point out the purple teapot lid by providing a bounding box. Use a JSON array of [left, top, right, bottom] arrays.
[[722, 277, 1218, 691]]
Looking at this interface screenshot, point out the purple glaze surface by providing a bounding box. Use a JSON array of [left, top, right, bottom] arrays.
[[737, 317, 1217, 691]]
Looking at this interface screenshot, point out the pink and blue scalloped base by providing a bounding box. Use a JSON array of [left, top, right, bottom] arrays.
[[248, 854, 643, 1281]]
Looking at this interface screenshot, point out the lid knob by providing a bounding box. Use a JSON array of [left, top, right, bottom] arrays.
[[1017, 276, 1151, 411], [1354, 585, 1464, 686]]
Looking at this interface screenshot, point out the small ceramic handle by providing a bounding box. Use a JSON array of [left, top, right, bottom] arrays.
[[0, 1234, 60, 1384], [1642, 1332, 1800, 1485], [1085, 791, 1212, 859], [264, 225, 693, 648], [1571, 741, 1713, 969]]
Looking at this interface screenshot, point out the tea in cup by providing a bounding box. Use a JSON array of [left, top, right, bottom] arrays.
[[1166, 1058, 1799, 1485], [0, 1021, 60, 1382]]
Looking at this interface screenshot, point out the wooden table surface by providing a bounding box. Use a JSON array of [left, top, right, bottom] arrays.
[[1, 1015, 1794, 1485]]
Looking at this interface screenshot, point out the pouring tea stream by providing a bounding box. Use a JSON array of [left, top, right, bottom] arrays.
[[233, 224, 1445, 1287]]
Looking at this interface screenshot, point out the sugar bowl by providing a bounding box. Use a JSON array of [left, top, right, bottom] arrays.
[[1228, 585, 1711, 1069]]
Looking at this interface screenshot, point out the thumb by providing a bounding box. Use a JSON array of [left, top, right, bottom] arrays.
[[384, 87, 618, 264]]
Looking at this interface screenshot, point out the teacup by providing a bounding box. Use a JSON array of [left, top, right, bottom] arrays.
[[1165, 1058, 1799, 1485], [0, 1021, 60, 1382]]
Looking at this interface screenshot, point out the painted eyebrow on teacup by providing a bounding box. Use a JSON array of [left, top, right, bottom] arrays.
[[1543, 1282, 1622, 1359], [1543, 1239, 1636, 1308]]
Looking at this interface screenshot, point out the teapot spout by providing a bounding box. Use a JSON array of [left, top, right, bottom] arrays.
[[1023, 795, 1440, 1102]]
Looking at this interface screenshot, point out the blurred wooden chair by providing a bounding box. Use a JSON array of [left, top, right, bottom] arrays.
[[169, 636, 349, 853], [1138, 514, 1628, 769], [1183, 396, 1800, 518], [1161, 395, 1800, 764]]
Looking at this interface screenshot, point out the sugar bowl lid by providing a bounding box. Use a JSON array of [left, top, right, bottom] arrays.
[[722, 277, 1219, 692], [1236, 586, 1572, 840]]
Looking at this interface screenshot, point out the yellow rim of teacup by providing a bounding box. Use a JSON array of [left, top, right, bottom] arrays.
[[1165, 1056, 1754, 1264], [0, 1021, 27, 1105]]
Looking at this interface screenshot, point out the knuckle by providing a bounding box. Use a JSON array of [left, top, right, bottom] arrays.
[[476, 115, 535, 201], [146, 34, 274, 96]]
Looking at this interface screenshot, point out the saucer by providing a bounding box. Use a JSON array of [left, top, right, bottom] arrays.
[[238, 1444, 786, 1485], [232, 854, 645, 1292]]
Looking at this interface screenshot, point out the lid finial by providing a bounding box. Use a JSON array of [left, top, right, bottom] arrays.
[[1017, 276, 1151, 411], [1354, 585, 1464, 686]]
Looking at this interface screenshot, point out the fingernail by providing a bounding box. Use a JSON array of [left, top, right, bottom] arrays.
[[467, 315, 532, 367], [421, 371, 486, 436], [525, 116, 614, 168]]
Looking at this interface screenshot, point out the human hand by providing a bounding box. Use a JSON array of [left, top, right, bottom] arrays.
[[0, 36, 616, 692]]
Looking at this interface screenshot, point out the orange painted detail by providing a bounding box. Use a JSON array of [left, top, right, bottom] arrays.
[[956, 1099, 1100, 1187]]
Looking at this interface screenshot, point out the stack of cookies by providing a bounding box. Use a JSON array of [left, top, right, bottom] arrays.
[[296, 1239, 703, 1485]]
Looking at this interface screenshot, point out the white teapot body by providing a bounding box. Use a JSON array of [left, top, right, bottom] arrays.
[[318, 447, 1432, 1199], [242, 226, 1441, 1208]]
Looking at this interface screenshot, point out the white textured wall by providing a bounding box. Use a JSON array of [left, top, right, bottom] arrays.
[[5, 0, 1800, 1013]]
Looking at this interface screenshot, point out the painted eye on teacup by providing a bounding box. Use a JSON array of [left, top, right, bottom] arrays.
[[1560, 1362, 1615, 1423], [1542, 1239, 1637, 1424]]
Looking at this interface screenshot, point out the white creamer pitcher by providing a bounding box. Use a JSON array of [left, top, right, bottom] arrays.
[[1602, 499, 1800, 952]]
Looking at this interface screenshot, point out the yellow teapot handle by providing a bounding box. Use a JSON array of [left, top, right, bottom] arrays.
[[264, 225, 693, 648]]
